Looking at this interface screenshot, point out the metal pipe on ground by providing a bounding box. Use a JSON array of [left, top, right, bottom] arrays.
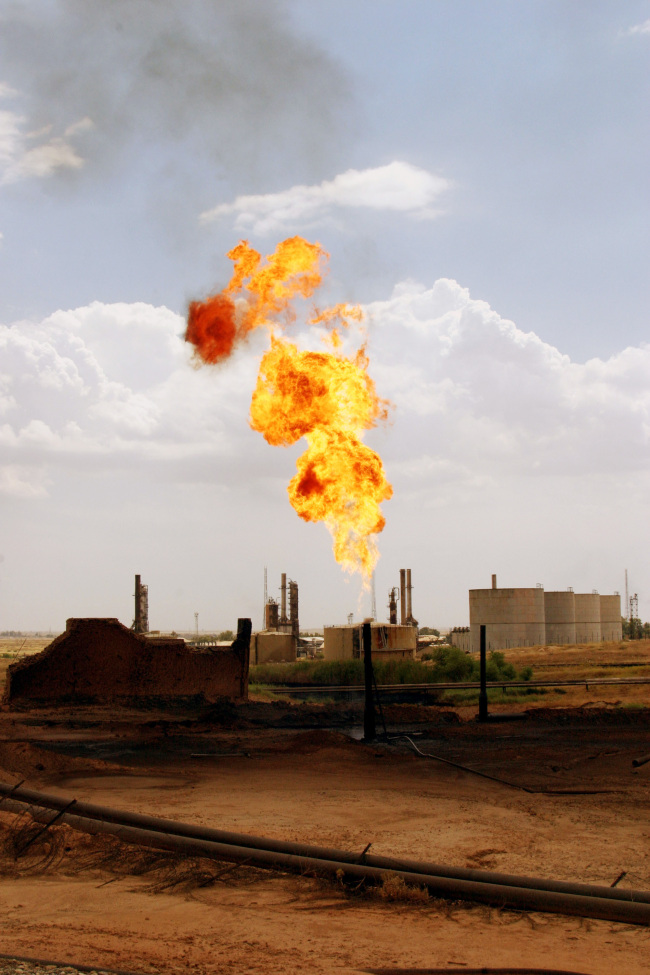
[[1, 783, 649, 914], [2, 796, 649, 925], [632, 753, 650, 768]]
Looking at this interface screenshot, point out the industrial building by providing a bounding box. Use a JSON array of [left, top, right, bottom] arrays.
[[323, 623, 417, 661], [453, 575, 622, 652], [323, 567, 418, 661], [391, 568, 417, 626], [251, 630, 296, 665], [254, 571, 299, 664]]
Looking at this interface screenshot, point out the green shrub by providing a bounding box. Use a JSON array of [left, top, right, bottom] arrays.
[[485, 651, 516, 681], [249, 649, 533, 687], [428, 645, 476, 682]]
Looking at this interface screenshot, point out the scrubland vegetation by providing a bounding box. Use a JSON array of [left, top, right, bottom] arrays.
[[249, 646, 532, 687]]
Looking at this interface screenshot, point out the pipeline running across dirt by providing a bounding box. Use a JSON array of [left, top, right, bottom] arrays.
[[1, 781, 649, 925], [387, 734, 621, 796]]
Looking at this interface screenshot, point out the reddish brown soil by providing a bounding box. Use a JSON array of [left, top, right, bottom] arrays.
[[0, 698, 649, 974]]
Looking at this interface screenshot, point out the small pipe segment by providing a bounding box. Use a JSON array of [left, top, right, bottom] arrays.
[[1, 782, 649, 923]]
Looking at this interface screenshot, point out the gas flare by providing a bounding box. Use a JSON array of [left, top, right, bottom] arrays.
[[185, 236, 392, 579]]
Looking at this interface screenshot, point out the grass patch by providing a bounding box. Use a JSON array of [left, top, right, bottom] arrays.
[[440, 687, 549, 705], [247, 683, 286, 701], [250, 648, 533, 687], [376, 872, 429, 903]]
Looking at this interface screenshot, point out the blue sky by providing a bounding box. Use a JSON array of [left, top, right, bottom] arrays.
[[1, 1, 648, 631]]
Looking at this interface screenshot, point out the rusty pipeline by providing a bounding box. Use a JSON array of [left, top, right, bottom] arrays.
[[1, 782, 649, 924]]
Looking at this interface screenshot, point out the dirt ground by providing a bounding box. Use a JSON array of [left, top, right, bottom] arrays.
[[1, 647, 650, 974]]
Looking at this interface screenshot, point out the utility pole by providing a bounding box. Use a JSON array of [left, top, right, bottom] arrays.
[[478, 624, 488, 722], [363, 621, 376, 741]]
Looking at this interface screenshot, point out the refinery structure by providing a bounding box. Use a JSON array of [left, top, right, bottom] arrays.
[[323, 567, 418, 661], [256, 568, 420, 663], [452, 574, 623, 652], [133, 569, 627, 659]]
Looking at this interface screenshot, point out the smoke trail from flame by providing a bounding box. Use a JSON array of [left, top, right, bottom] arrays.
[[185, 236, 392, 579]]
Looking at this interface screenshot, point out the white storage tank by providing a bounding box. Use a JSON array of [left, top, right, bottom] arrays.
[[251, 631, 297, 665], [544, 591, 576, 646], [574, 594, 602, 643], [323, 624, 416, 661], [599, 594, 622, 642], [469, 587, 546, 651]]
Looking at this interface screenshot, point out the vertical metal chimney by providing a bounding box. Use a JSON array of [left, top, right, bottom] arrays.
[[134, 574, 148, 633], [406, 569, 413, 621], [388, 588, 397, 624], [280, 573, 287, 622], [134, 574, 141, 632], [492, 574, 497, 590], [289, 579, 299, 639], [400, 569, 406, 625]]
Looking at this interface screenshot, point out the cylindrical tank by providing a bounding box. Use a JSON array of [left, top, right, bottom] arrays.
[[600, 594, 622, 642], [469, 587, 546, 652], [574, 594, 602, 644], [544, 591, 576, 646], [323, 623, 416, 661]]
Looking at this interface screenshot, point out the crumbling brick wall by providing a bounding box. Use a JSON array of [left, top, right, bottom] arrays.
[[3, 617, 250, 705]]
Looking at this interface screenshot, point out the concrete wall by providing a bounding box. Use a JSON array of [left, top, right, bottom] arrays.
[[251, 631, 297, 665], [599, 594, 622, 642], [469, 588, 546, 652], [4, 617, 250, 705], [574, 594, 602, 643], [323, 624, 417, 661], [545, 591, 576, 646]]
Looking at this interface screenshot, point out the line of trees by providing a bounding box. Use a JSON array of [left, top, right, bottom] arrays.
[[622, 617, 650, 639]]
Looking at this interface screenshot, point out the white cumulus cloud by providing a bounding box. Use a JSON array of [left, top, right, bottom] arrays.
[[3, 284, 649, 509], [0, 301, 260, 497], [200, 162, 451, 234], [365, 278, 650, 485]]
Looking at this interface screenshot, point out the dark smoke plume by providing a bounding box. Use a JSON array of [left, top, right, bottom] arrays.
[[0, 0, 354, 191]]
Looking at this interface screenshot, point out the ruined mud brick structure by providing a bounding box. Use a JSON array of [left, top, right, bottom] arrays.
[[4, 617, 250, 705]]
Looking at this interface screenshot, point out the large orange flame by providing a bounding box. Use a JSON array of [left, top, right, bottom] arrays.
[[185, 236, 392, 579]]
